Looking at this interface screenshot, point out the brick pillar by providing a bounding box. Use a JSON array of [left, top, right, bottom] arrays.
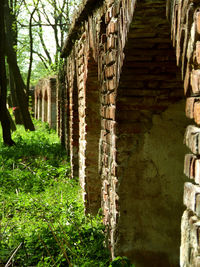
[[38, 93, 42, 120], [78, 46, 101, 215], [168, 3, 200, 266], [48, 78, 57, 129], [84, 56, 101, 214], [67, 56, 79, 178]]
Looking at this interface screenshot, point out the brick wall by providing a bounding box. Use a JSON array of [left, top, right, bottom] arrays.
[[35, 77, 57, 129], [167, 0, 200, 266], [56, 0, 200, 265]]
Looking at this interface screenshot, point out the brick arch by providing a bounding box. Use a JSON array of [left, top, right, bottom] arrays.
[[34, 88, 42, 120], [66, 52, 79, 178], [34, 77, 57, 128], [169, 0, 200, 266], [60, 0, 200, 265], [79, 50, 101, 215], [114, 1, 189, 265]]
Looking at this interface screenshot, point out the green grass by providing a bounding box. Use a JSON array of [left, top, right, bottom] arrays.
[[0, 120, 110, 266]]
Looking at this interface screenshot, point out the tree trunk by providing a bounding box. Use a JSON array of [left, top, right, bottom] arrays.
[[9, 68, 23, 124], [7, 109, 16, 132], [26, 1, 39, 96], [4, 0, 35, 131], [0, 0, 15, 146], [7, 1, 23, 125]]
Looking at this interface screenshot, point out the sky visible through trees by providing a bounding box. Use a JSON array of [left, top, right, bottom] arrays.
[[14, 0, 80, 84], [0, 0, 80, 144]]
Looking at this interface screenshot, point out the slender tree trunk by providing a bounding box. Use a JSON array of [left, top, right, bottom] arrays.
[[4, 0, 35, 131], [7, 0, 23, 125], [9, 68, 23, 124], [26, 0, 39, 95], [0, 0, 15, 146]]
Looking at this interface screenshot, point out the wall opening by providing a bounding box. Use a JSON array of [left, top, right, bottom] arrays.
[[115, 1, 188, 266], [35, 95, 39, 119], [84, 54, 101, 215], [70, 69, 79, 177], [43, 90, 48, 122], [39, 92, 42, 120]]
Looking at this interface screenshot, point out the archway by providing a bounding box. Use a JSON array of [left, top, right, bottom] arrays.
[[83, 54, 101, 214], [115, 1, 188, 266]]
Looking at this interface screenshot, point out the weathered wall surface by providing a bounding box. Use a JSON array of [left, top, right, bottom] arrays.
[[113, 1, 189, 265], [44, 0, 200, 265], [166, 0, 200, 266], [35, 77, 57, 129], [116, 101, 189, 266]]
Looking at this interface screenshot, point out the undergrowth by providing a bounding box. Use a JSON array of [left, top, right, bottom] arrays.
[[0, 120, 110, 266]]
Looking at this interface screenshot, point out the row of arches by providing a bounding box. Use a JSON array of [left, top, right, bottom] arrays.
[[35, 77, 57, 129], [58, 1, 188, 266], [33, 0, 200, 265]]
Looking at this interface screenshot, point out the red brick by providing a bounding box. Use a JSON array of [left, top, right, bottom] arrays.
[[107, 78, 117, 91], [106, 50, 117, 66], [184, 64, 190, 95], [107, 20, 118, 34], [184, 125, 200, 154], [191, 69, 200, 94], [196, 41, 200, 64], [194, 101, 200, 125], [195, 158, 200, 185], [185, 97, 195, 119], [106, 64, 116, 78], [184, 182, 200, 214], [107, 36, 117, 50], [196, 12, 200, 35], [184, 154, 195, 179]]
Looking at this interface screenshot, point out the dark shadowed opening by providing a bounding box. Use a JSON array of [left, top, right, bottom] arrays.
[[85, 54, 101, 215], [115, 1, 188, 266], [71, 70, 79, 177]]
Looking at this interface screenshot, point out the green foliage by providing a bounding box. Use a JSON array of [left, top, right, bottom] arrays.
[[0, 120, 110, 266], [109, 256, 135, 267]]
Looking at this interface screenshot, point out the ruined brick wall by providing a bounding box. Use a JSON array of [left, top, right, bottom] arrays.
[[59, 0, 200, 266], [168, 0, 200, 266], [35, 77, 57, 129]]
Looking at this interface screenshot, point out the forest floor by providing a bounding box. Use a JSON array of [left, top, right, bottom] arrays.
[[0, 119, 110, 266]]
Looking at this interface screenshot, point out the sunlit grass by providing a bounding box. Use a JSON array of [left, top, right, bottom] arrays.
[[0, 119, 110, 266]]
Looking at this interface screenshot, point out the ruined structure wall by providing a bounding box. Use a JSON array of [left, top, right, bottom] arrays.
[[34, 77, 57, 129], [65, 52, 79, 177], [168, 0, 200, 266], [57, 0, 200, 266]]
